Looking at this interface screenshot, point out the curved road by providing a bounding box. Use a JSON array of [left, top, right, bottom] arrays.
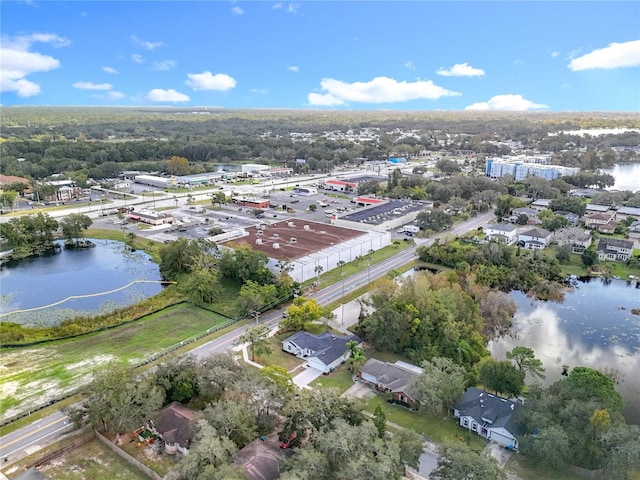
[[0, 209, 494, 463]]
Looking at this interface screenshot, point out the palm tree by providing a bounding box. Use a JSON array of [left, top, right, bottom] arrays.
[[314, 264, 323, 284], [236, 325, 271, 362], [345, 340, 366, 374]]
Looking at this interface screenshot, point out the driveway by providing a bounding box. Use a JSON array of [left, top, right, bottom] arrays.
[[292, 365, 324, 388], [342, 380, 375, 400]]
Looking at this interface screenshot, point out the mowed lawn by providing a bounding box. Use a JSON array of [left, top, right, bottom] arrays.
[[0, 303, 230, 421]]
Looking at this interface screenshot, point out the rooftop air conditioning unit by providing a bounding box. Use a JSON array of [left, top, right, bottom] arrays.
[[272, 233, 280, 238], [273, 243, 280, 249], [256, 230, 263, 235], [288, 222, 296, 227], [255, 238, 263, 244], [303, 225, 310, 230], [290, 238, 297, 244]]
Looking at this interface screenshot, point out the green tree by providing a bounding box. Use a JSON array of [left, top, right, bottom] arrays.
[[479, 359, 525, 397], [280, 297, 324, 332], [180, 254, 220, 304], [237, 280, 277, 321], [309, 203, 317, 212], [176, 420, 237, 480], [413, 357, 467, 414], [210, 191, 227, 206], [506, 346, 545, 380], [58, 213, 93, 245], [203, 399, 258, 448], [159, 238, 201, 280], [345, 340, 366, 374], [79, 362, 164, 433], [431, 443, 506, 480], [0, 191, 17, 212], [154, 355, 199, 403], [260, 365, 295, 396], [165, 155, 191, 175], [416, 208, 450, 232], [582, 248, 599, 268], [236, 325, 272, 362], [373, 402, 386, 438]]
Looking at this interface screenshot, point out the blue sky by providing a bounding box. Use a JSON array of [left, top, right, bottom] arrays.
[[1, 1, 639, 111]]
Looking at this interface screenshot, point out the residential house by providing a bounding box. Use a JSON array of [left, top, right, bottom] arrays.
[[518, 227, 552, 250], [484, 223, 518, 244], [358, 359, 423, 408], [616, 206, 640, 223], [584, 204, 612, 214], [453, 387, 521, 449], [596, 238, 634, 262], [585, 212, 618, 233], [552, 227, 592, 254], [629, 221, 640, 233], [281, 330, 362, 374], [233, 433, 287, 480], [148, 402, 198, 455], [510, 207, 540, 225], [529, 199, 551, 211], [554, 210, 580, 226]]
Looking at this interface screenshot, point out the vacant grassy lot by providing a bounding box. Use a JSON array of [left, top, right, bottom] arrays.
[[36, 438, 150, 480], [0, 304, 230, 422]]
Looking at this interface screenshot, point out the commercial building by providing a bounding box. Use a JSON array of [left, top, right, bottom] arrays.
[[485, 155, 579, 181], [331, 199, 431, 232], [242, 164, 271, 176], [134, 175, 177, 189]]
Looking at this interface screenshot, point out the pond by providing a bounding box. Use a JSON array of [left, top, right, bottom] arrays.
[[0, 239, 163, 328], [489, 278, 640, 425], [600, 162, 640, 193]]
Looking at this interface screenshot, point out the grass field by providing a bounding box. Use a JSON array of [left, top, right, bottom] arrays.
[[0, 303, 230, 422], [36, 438, 151, 480]]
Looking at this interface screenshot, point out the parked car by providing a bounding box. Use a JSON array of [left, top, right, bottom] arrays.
[[280, 433, 297, 449]]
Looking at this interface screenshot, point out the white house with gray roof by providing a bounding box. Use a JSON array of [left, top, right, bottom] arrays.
[[282, 330, 362, 374], [596, 238, 634, 262], [484, 223, 518, 244], [453, 387, 521, 449], [518, 227, 552, 250]]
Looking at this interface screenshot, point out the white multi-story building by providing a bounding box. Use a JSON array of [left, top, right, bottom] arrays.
[[485, 155, 579, 181]]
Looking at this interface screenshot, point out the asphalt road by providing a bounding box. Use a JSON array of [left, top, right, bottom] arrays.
[[0, 208, 495, 464]]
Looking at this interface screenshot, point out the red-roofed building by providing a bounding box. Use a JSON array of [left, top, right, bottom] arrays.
[[353, 196, 385, 207], [323, 178, 357, 192]]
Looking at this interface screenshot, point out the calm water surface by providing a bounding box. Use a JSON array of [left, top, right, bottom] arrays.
[[600, 163, 640, 193], [489, 278, 640, 425], [0, 239, 163, 327]]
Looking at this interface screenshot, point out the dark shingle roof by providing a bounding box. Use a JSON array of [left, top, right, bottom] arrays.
[[519, 228, 551, 238], [234, 434, 286, 480], [454, 387, 520, 432], [153, 402, 197, 448], [359, 359, 421, 398], [283, 331, 362, 366], [597, 238, 633, 251]]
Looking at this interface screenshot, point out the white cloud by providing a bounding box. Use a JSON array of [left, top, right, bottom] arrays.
[[551, 51, 560, 58], [231, 6, 244, 15], [436, 63, 485, 77], [288, 65, 299, 72], [107, 91, 126, 100], [131, 35, 165, 51], [568, 40, 640, 71], [185, 71, 237, 91], [465, 94, 548, 111], [102, 66, 118, 74], [131, 54, 144, 63], [152, 60, 177, 71], [404, 61, 415, 71], [145, 88, 190, 102], [307, 76, 460, 106], [287, 3, 300, 14], [0, 33, 69, 97], [73, 81, 113, 90]]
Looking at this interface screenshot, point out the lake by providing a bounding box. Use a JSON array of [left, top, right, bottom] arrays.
[[0, 239, 163, 328], [489, 278, 640, 425], [600, 163, 640, 193]]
